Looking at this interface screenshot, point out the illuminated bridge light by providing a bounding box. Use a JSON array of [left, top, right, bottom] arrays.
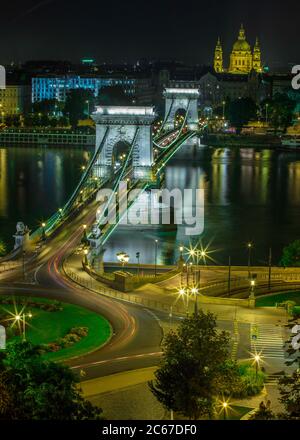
[[164, 88, 200, 95], [94, 106, 155, 116]]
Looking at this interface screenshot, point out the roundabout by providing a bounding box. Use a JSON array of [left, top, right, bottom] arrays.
[[0, 296, 112, 362]]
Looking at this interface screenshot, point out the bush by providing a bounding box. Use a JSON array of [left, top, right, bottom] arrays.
[[232, 362, 266, 398], [47, 327, 89, 352]]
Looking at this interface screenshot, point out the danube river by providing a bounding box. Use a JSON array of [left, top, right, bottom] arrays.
[[1, 143, 300, 265]]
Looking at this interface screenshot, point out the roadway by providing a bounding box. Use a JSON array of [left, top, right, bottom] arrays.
[[0, 126, 295, 397]]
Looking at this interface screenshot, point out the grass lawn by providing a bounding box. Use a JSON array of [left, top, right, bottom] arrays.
[[256, 291, 300, 307], [0, 297, 112, 362]]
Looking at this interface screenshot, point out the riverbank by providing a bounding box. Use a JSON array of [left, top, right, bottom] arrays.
[[202, 133, 281, 148], [0, 127, 95, 146]]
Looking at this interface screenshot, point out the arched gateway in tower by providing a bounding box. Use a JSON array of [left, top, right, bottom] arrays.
[[92, 106, 156, 180], [163, 86, 200, 131]]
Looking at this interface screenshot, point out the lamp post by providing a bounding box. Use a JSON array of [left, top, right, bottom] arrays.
[[250, 278, 256, 299], [15, 312, 32, 341], [179, 245, 184, 259], [222, 402, 228, 420], [247, 242, 253, 276], [136, 252, 140, 276], [265, 103, 269, 125], [254, 354, 261, 380], [41, 222, 46, 241], [86, 100, 90, 117], [117, 252, 130, 270], [154, 239, 158, 276], [268, 247, 272, 290], [83, 249, 89, 266], [82, 224, 88, 243], [191, 287, 199, 315], [222, 100, 226, 119]]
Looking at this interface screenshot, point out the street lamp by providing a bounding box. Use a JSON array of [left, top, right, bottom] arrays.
[[136, 252, 140, 276], [252, 353, 262, 380], [191, 287, 199, 315], [249, 278, 256, 299], [222, 100, 226, 119], [86, 100, 90, 117], [82, 224, 88, 243], [247, 242, 253, 276], [83, 248, 89, 266], [14, 311, 32, 341], [117, 252, 130, 269], [154, 239, 158, 277], [265, 103, 269, 124], [179, 246, 184, 259], [41, 222, 46, 241]]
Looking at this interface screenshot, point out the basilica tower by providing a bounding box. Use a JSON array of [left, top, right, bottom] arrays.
[[214, 37, 224, 73], [229, 24, 253, 74], [252, 37, 262, 72]]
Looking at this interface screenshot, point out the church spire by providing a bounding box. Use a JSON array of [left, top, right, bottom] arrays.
[[214, 37, 224, 73], [238, 23, 246, 40], [253, 36, 262, 72]]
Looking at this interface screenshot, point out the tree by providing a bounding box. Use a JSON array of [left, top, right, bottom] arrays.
[[0, 239, 6, 257], [63, 89, 95, 128], [97, 85, 132, 106], [149, 311, 239, 420], [226, 97, 257, 133], [279, 239, 300, 267], [32, 99, 61, 116], [278, 370, 300, 419], [0, 341, 102, 420], [264, 94, 296, 133], [4, 115, 21, 127]]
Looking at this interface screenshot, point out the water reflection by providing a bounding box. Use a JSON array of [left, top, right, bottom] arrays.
[[106, 143, 300, 265], [1, 143, 300, 265], [0, 146, 91, 247]]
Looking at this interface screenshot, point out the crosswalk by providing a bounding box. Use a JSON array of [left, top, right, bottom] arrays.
[[251, 323, 285, 360]]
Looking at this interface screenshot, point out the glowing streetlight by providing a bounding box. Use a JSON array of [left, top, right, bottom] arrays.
[[83, 248, 89, 266], [247, 242, 253, 275], [252, 352, 262, 380], [41, 222, 46, 241], [81, 224, 89, 245], [154, 239, 158, 277], [218, 397, 231, 420], [117, 252, 130, 268]]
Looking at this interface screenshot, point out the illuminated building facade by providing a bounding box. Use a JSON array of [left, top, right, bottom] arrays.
[[0, 85, 31, 116], [214, 25, 263, 74], [32, 75, 136, 102]]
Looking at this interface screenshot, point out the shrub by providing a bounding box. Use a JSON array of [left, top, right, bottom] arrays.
[[231, 362, 266, 398]]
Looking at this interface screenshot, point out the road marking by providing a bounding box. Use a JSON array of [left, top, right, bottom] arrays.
[[34, 263, 44, 284], [251, 323, 285, 359], [231, 319, 239, 360]]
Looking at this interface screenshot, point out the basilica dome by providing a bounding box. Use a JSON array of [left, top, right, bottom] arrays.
[[232, 24, 251, 52], [232, 39, 251, 52]]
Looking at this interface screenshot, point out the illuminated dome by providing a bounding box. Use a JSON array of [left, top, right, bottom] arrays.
[[232, 39, 251, 52], [232, 25, 251, 52]]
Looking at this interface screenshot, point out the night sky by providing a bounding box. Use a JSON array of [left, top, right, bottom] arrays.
[[0, 0, 299, 67]]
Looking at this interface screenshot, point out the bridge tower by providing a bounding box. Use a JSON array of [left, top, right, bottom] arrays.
[[163, 86, 200, 131], [92, 106, 156, 180]]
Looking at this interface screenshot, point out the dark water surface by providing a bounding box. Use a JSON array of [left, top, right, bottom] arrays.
[[1, 143, 300, 265]]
